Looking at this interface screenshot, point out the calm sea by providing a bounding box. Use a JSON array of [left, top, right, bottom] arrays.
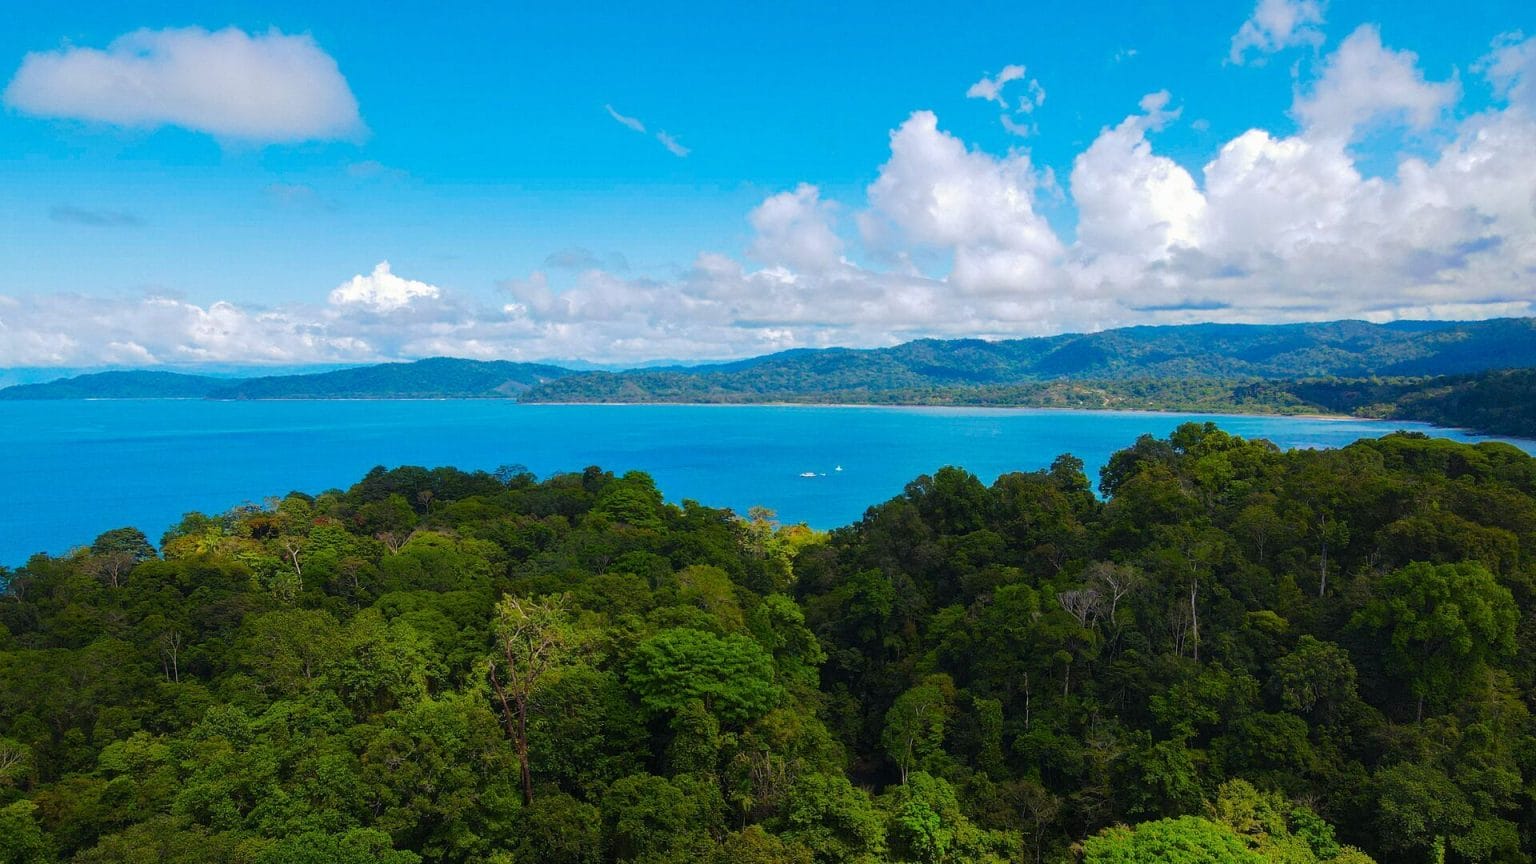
[[3, 400, 1532, 566]]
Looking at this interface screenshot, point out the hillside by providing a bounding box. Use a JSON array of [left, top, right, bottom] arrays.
[[522, 317, 1536, 402], [0, 370, 227, 400], [206, 357, 573, 399], [0, 359, 575, 400]]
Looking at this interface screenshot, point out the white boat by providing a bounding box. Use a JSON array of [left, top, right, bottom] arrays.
[[799, 471, 818, 478], [834, 465, 843, 472]]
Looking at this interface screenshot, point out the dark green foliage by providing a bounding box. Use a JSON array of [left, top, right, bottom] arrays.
[[7, 433, 1536, 861]]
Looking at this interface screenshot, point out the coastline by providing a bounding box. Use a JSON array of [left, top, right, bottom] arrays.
[[5, 394, 1530, 442]]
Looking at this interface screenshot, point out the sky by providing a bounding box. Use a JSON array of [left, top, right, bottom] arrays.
[[2, 0, 1534, 367]]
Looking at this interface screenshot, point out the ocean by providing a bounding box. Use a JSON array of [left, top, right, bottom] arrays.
[[3, 399, 1532, 566]]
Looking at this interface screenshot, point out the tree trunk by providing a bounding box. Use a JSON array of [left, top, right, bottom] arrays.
[[1190, 580, 1200, 662], [517, 697, 534, 805], [1318, 514, 1328, 597]]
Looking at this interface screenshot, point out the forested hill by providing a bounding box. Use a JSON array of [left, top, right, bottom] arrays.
[[521, 317, 1536, 401], [0, 358, 574, 401], [0, 370, 228, 400], [203, 358, 572, 399], [3, 428, 1536, 862]]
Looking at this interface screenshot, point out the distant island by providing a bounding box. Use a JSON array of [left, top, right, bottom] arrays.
[[4, 317, 1535, 437]]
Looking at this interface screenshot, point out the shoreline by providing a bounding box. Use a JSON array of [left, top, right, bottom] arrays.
[[6, 394, 1529, 442], [2, 394, 1364, 421]]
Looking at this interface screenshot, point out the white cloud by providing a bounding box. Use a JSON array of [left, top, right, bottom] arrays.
[[3, 27, 362, 143], [1071, 91, 1204, 270], [1230, 0, 1327, 64], [1294, 25, 1459, 140], [605, 104, 690, 157], [328, 262, 441, 313], [747, 184, 844, 273], [604, 104, 646, 132], [967, 64, 1047, 136], [1479, 32, 1536, 113], [6, 26, 1536, 367], [966, 65, 1027, 106], [863, 111, 1064, 295], [655, 130, 690, 157]]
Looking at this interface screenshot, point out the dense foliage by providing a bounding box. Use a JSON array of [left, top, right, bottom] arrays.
[[3, 427, 1536, 862]]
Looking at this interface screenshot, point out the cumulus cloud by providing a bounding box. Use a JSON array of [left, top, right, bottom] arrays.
[[328, 262, 441, 313], [747, 184, 844, 273], [1479, 31, 1536, 112], [863, 111, 1064, 295], [1230, 0, 1327, 64], [3, 27, 363, 143], [1294, 25, 1459, 140], [7, 28, 1536, 367]]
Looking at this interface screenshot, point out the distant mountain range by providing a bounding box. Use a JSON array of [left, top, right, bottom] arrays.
[[4, 318, 1535, 436]]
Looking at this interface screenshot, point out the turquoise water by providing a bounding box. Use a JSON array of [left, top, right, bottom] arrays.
[[2, 400, 1532, 566]]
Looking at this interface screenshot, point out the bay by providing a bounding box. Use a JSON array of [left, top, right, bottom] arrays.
[[2, 399, 1533, 567]]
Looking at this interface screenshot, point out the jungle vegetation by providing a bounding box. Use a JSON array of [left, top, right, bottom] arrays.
[[3, 426, 1536, 863]]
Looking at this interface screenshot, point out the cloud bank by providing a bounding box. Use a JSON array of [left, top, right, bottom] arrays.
[[3, 27, 363, 143], [4, 26, 1536, 366]]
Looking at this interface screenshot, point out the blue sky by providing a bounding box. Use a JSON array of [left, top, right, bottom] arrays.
[[2, 0, 1534, 366]]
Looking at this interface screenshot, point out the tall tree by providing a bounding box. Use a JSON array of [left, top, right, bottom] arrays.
[[487, 593, 578, 805]]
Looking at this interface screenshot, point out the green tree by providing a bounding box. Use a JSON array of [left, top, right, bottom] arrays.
[[0, 800, 52, 864], [1352, 561, 1517, 719], [628, 628, 780, 726], [881, 675, 955, 785], [254, 829, 420, 864], [1081, 816, 1263, 864], [487, 593, 579, 805]]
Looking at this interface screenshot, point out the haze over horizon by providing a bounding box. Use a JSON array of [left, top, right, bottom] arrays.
[[3, 0, 1535, 367]]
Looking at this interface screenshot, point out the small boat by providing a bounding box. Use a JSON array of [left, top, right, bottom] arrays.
[[834, 465, 843, 472], [799, 471, 818, 478]]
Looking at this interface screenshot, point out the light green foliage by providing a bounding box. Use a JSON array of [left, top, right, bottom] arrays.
[[881, 675, 955, 784], [0, 800, 52, 864], [749, 593, 827, 691], [713, 825, 815, 864], [628, 627, 780, 725], [239, 609, 341, 697], [777, 772, 885, 864], [1082, 816, 1264, 864], [675, 565, 744, 630], [880, 772, 1016, 864], [603, 773, 722, 863], [253, 828, 420, 864], [331, 609, 438, 716]]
